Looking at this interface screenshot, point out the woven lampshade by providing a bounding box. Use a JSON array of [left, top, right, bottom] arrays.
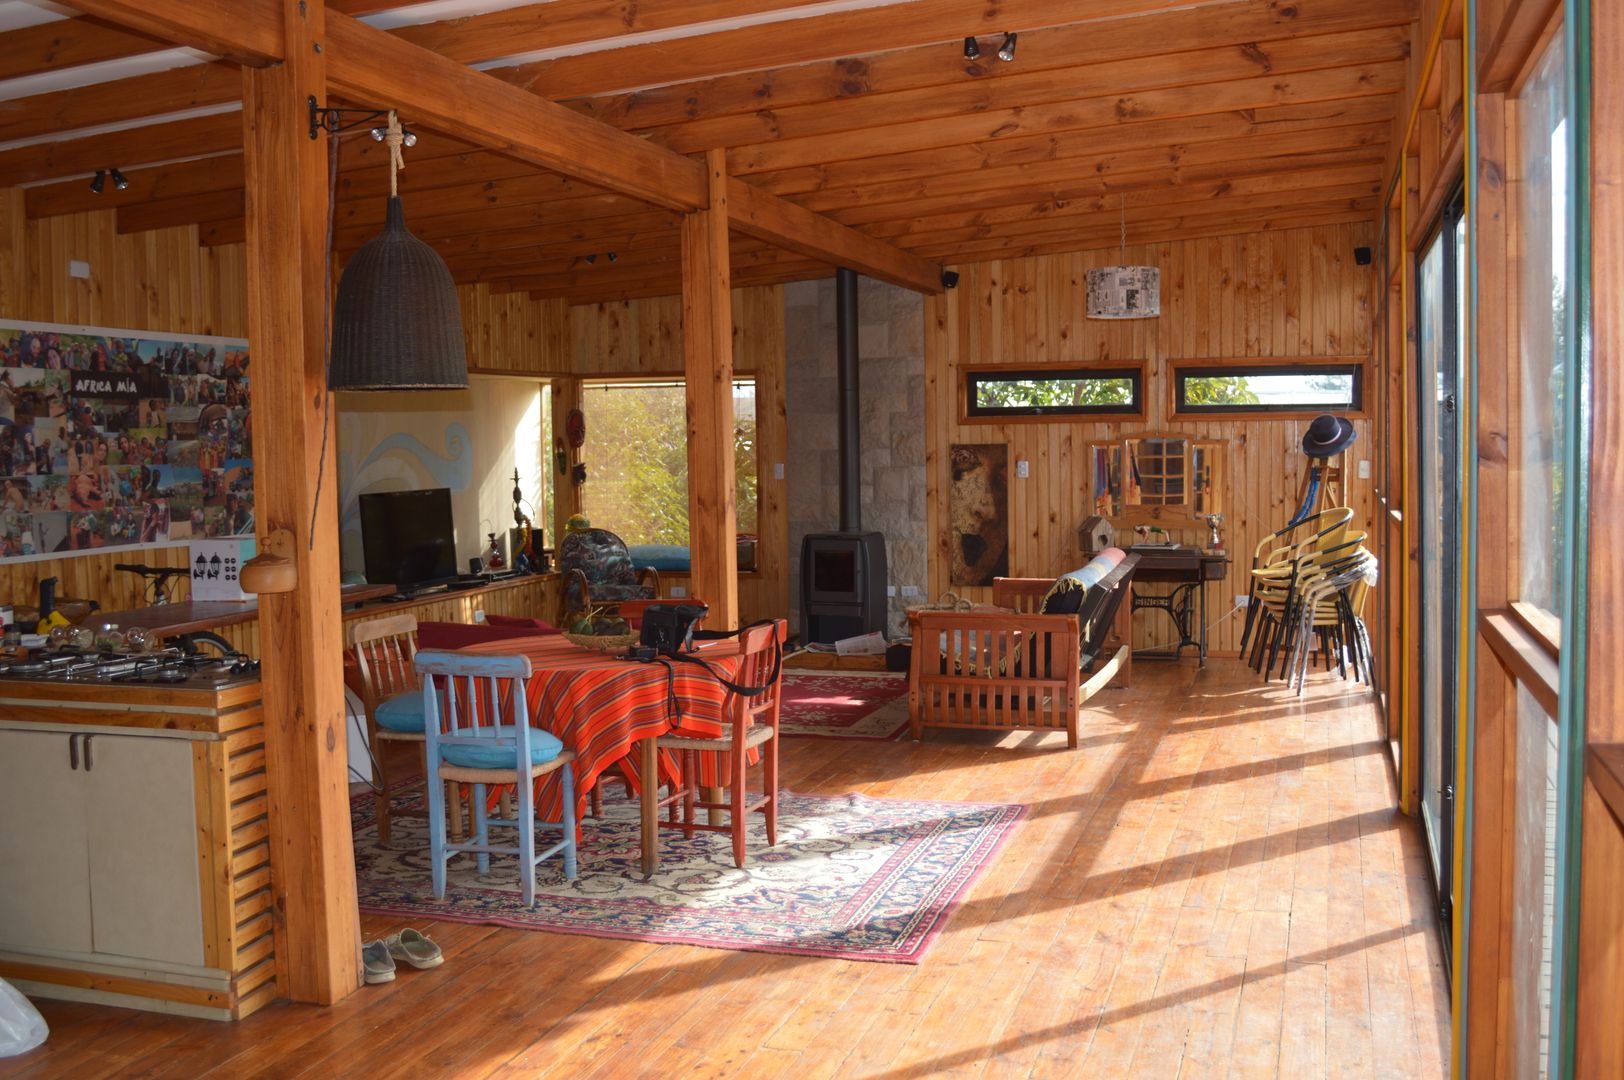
[[330, 195, 467, 390], [1085, 264, 1161, 320]]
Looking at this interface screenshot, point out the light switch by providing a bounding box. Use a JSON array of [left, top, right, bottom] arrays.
[[671, 586, 687, 598], [773, 462, 785, 480], [68, 260, 90, 279], [1358, 459, 1371, 479], [1015, 459, 1030, 479]]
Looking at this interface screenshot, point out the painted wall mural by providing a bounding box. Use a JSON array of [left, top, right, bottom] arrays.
[[0, 320, 251, 560]]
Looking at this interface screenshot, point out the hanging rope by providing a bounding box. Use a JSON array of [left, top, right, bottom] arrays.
[[383, 110, 406, 197]]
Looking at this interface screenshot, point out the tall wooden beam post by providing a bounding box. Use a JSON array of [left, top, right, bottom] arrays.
[[682, 149, 739, 629], [241, 0, 359, 1004]]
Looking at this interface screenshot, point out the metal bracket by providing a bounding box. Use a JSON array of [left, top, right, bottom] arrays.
[[308, 97, 409, 141]]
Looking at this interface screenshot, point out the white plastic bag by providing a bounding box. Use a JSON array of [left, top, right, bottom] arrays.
[[0, 978, 47, 1058]]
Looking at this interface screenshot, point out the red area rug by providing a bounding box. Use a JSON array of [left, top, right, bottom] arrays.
[[779, 670, 910, 740]]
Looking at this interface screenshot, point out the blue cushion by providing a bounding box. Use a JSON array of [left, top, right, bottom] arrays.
[[374, 692, 427, 734], [439, 725, 564, 770], [626, 543, 692, 572]]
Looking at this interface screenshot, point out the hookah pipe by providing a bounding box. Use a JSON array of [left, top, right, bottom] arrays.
[[511, 470, 539, 570]]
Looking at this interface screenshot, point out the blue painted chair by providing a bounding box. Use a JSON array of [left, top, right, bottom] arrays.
[[417, 650, 578, 908]]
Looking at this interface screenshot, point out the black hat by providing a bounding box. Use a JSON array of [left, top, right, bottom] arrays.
[[1302, 414, 1356, 458]]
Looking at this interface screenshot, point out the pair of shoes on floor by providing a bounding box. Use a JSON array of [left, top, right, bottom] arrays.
[[362, 928, 444, 984]]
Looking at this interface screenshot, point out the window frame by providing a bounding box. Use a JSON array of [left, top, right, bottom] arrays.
[[1170, 358, 1368, 417], [958, 360, 1147, 423]]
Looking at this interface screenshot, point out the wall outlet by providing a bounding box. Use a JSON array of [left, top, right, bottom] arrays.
[[68, 259, 90, 280], [901, 585, 920, 597], [473, 608, 486, 623], [1015, 459, 1030, 479], [1358, 459, 1372, 479], [671, 585, 687, 598], [773, 462, 785, 480], [1235, 595, 1250, 608], [887, 585, 897, 597]]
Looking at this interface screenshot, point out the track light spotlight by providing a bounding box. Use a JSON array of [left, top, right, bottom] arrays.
[[109, 168, 128, 191], [585, 253, 598, 264], [89, 170, 105, 194], [402, 130, 417, 148], [370, 126, 387, 142], [997, 32, 1017, 61], [962, 36, 980, 61], [607, 251, 618, 262]]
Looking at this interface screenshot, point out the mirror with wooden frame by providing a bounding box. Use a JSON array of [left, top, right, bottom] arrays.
[[1087, 433, 1225, 524]]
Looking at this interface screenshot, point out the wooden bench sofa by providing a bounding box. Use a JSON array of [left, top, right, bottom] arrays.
[[906, 553, 1138, 747]]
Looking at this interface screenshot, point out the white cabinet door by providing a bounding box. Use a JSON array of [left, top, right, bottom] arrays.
[[0, 730, 92, 955], [84, 734, 205, 967]]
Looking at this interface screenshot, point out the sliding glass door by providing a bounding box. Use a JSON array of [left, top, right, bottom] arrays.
[[1416, 189, 1466, 942]]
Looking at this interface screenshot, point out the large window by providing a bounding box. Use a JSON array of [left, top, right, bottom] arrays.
[[579, 378, 757, 547], [1173, 362, 1363, 414], [962, 365, 1142, 419]]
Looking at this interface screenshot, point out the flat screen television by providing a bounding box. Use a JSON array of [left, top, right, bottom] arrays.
[[358, 487, 458, 591]]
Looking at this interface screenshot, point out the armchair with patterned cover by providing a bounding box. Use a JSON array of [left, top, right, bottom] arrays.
[[557, 526, 663, 625]]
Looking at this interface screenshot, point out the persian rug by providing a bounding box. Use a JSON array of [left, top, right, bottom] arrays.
[[779, 670, 910, 740], [353, 787, 1024, 963]]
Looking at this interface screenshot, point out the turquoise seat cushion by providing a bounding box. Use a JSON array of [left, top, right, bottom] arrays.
[[374, 691, 427, 734], [627, 543, 691, 572], [439, 725, 564, 770]]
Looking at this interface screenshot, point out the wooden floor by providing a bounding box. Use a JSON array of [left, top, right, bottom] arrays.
[[0, 660, 1450, 1079]]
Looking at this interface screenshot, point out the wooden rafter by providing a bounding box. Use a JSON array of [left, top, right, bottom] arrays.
[[53, 0, 284, 65]]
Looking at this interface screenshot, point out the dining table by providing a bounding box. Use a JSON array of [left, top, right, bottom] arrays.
[[456, 633, 747, 875]]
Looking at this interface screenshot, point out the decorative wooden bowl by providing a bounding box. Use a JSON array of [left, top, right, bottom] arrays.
[[563, 631, 640, 652]]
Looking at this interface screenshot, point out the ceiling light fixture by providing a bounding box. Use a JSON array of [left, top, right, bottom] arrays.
[[89, 170, 105, 194], [109, 168, 128, 192], [962, 36, 980, 61], [997, 32, 1017, 62], [329, 110, 467, 390], [607, 251, 618, 262], [1086, 194, 1160, 320]]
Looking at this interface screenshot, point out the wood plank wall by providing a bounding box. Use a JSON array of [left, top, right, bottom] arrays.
[[0, 203, 572, 625], [924, 222, 1379, 655], [566, 286, 790, 627]]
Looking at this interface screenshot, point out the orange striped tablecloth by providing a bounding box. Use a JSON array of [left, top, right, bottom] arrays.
[[456, 634, 745, 825]]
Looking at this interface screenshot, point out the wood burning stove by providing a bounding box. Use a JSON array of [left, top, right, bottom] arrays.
[[801, 531, 888, 643], [799, 268, 890, 644]]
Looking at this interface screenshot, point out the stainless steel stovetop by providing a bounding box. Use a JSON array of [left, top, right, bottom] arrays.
[[0, 647, 261, 688]]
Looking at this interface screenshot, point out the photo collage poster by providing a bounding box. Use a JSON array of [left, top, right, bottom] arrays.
[[0, 321, 252, 560]]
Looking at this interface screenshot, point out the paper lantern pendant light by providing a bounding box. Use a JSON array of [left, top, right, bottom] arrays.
[[1086, 195, 1161, 320], [330, 113, 467, 390]]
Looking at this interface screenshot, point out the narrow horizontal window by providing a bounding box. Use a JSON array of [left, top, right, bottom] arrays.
[[964, 367, 1141, 418], [1174, 363, 1362, 414]]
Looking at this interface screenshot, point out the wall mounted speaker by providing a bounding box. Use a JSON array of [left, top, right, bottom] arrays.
[[1354, 247, 1373, 266]]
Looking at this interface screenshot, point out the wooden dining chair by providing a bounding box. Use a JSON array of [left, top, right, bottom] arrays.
[[654, 619, 786, 868], [349, 613, 468, 846], [417, 650, 578, 907]]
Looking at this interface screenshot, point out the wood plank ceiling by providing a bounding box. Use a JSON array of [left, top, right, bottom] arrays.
[[3, 0, 1413, 303]]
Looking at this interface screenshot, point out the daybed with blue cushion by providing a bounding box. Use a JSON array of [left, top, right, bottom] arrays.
[[906, 549, 1138, 748]]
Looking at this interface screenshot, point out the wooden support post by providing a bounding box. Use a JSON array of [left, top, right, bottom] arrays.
[[241, 0, 359, 1005], [682, 149, 739, 630]]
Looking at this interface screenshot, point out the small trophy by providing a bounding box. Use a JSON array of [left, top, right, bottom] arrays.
[[1203, 513, 1225, 552]]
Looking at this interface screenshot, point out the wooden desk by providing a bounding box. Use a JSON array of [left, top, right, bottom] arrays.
[[1093, 545, 1231, 666]]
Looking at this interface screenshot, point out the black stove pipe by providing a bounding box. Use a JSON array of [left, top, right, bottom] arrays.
[[836, 267, 860, 533]]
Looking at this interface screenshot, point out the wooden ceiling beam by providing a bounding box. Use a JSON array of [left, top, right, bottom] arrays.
[[752, 98, 1396, 199], [495, 0, 1243, 100], [52, 0, 284, 66], [393, 0, 834, 65], [0, 63, 241, 145], [915, 203, 1380, 262], [727, 63, 1405, 175], [644, 26, 1410, 155], [0, 17, 174, 81], [0, 111, 240, 187], [571, 0, 1417, 133]]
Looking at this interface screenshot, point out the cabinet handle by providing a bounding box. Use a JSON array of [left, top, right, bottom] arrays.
[[82, 734, 94, 772], [68, 733, 79, 770]]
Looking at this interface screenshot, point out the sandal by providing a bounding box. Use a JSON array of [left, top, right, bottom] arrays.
[[383, 928, 444, 970], [361, 940, 396, 984]]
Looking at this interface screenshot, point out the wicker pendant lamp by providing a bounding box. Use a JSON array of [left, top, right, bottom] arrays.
[[330, 112, 467, 390], [1086, 194, 1161, 320]]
